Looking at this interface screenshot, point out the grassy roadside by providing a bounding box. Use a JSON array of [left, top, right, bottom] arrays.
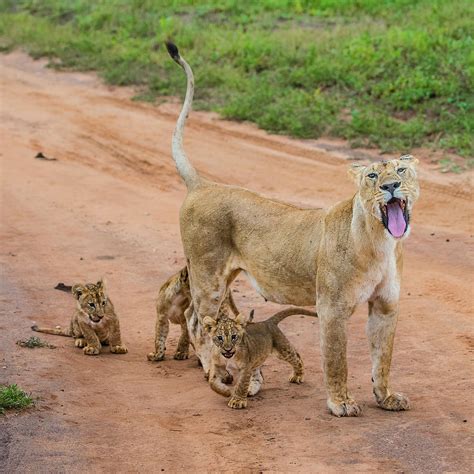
[[0, 384, 34, 414], [0, 0, 472, 161]]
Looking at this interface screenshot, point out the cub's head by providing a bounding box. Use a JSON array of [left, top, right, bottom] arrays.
[[350, 155, 420, 239], [203, 313, 249, 359], [72, 279, 108, 323]]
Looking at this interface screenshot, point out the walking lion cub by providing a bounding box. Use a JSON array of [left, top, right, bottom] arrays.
[[32, 279, 127, 356], [203, 307, 317, 409]]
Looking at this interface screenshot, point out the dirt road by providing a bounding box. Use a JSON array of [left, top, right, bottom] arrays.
[[1, 52, 472, 472]]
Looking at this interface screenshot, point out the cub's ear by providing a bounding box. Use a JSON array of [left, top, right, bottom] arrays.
[[234, 313, 248, 327], [96, 278, 106, 291], [348, 163, 366, 183], [399, 154, 419, 167], [202, 316, 216, 332], [72, 284, 85, 300], [179, 267, 188, 285], [248, 309, 255, 323]]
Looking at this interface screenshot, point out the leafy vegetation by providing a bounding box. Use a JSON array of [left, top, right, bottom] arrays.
[[16, 336, 56, 349], [0, 384, 34, 414], [0, 0, 472, 157]]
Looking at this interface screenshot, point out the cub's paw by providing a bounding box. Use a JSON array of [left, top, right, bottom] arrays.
[[378, 392, 410, 411], [221, 371, 234, 385], [147, 352, 165, 362], [327, 398, 361, 417], [110, 345, 128, 354], [75, 338, 86, 348], [228, 397, 247, 409], [289, 373, 304, 384], [173, 350, 189, 360], [83, 346, 100, 356]]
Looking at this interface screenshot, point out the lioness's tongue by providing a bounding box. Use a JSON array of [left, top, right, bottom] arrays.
[[387, 201, 406, 237]]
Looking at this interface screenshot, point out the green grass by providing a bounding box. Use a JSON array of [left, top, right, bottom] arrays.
[[16, 336, 56, 349], [0, 384, 34, 414], [0, 0, 472, 158]]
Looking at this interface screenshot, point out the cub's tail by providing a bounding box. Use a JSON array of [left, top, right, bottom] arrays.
[[268, 308, 318, 325], [31, 325, 72, 337], [165, 41, 200, 190]]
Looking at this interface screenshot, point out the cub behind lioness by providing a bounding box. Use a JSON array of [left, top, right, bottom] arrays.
[[204, 307, 317, 409], [32, 279, 127, 356]]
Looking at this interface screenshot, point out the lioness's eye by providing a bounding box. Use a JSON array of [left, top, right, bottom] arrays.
[[367, 173, 378, 179], [397, 167, 406, 174]]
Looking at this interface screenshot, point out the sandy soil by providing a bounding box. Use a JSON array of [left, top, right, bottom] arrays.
[[0, 51, 473, 473]]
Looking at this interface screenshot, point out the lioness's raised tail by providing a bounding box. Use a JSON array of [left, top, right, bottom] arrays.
[[165, 41, 200, 189]]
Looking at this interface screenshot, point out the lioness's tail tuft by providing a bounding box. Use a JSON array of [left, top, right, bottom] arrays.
[[31, 325, 39, 331], [165, 41, 180, 61]]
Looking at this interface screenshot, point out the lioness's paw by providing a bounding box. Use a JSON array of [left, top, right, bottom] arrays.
[[228, 397, 247, 409], [173, 351, 189, 360], [83, 346, 100, 356], [147, 352, 165, 361], [110, 345, 128, 354], [75, 338, 86, 348], [289, 374, 304, 384], [378, 392, 410, 411], [327, 398, 361, 417]]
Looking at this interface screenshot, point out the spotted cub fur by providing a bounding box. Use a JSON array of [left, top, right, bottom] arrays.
[[147, 267, 239, 362], [32, 279, 127, 356], [204, 307, 317, 409]]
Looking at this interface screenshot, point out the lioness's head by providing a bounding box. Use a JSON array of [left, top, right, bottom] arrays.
[[203, 313, 249, 359], [350, 155, 420, 239], [72, 279, 108, 323]]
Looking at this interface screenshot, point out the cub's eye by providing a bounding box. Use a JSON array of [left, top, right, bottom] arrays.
[[397, 167, 406, 174], [367, 173, 378, 179], [231, 335, 237, 342], [102, 300, 107, 306], [217, 336, 224, 342], [88, 302, 95, 309]]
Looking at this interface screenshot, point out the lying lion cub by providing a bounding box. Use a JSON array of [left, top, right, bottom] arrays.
[[32, 279, 127, 356], [147, 266, 240, 362], [204, 307, 317, 409]]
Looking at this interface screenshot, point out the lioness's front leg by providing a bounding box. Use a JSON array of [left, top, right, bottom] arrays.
[[367, 298, 410, 411], [318, 303, 361, 417]]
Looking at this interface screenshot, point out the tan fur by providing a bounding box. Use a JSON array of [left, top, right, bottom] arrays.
[[204, 308, 317, 409], [147, 266, 239, 362], [32, 280, 127, 356], [167, 43, 420, 416]]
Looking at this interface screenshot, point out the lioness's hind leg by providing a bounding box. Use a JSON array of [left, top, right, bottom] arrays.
[[148, 310, 170, 361], [274, 333, 304, 384], [174, 320, 190, 360]]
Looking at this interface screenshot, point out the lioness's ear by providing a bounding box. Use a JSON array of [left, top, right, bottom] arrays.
[[72, 284, 85, 300], [202, 316, 216, 332], [348, 163, 366, 183], [399, 154, 419, 167]]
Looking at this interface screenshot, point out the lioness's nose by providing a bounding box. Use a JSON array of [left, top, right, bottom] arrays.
[[380, 182, 401, 194]]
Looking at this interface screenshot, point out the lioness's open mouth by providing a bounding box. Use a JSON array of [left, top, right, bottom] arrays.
[[380, 198, 409, 238]]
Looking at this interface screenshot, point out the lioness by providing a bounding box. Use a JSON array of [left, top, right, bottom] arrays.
[[204, 308, 318, 409], [32, 279, 127, 356], [166, 42, 420, 416]]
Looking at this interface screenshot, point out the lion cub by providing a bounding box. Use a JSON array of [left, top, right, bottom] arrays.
[[147, 267, 239, 362], [204, 307, 317, 409], [32, 279, 127, 356]]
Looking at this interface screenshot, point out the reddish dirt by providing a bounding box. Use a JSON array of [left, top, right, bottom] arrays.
[[0, 52, 472, 472]]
